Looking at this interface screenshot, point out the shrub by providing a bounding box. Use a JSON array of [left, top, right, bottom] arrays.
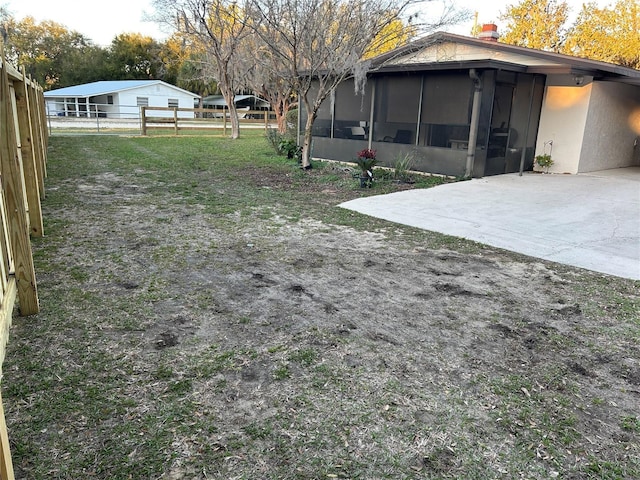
[[279, 139, 302, 162], [535, 154, 554, 173], [266, 128, 285, 153], [265, 129, 302, 162], [393, 153, 414, 182], [266, 128, 284, 155]]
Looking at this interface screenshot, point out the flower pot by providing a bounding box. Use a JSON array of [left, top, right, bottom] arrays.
[[360, 174, 375, 188]]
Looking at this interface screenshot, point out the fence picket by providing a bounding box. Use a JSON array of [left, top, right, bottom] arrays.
[[15, 69, 43, 237]]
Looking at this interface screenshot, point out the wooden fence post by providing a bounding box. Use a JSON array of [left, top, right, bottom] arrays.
[[15, 69, 43, 238], [35, 81, 48, 181], [173, 107, 178, 135], [0, 54, 39, 315], [0, 390, 15, 480], [27, 75, 47, 197], [0, 272, 16, 480], [141, 106, 147, 135]]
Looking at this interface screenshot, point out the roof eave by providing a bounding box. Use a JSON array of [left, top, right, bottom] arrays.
[[370, 31, 640, 80], [372, 59, 529, 75]]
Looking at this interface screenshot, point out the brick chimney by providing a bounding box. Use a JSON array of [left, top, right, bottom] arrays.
[[478, 23, 499, 42]]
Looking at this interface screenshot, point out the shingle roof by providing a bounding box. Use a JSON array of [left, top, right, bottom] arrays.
[[44, 80, 200, 98], [370, 31, 640, 82]]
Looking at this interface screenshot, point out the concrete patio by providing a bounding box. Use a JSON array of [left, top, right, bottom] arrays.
[[340, 168, 640, 280]]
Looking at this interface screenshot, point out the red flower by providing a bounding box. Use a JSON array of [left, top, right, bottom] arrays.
[[357, 148, 376, 159]]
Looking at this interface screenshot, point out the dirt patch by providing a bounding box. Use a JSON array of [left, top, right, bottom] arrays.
[[5, 143, 640, 479]]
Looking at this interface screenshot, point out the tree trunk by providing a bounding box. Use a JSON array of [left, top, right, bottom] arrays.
[[228, 103, 240, 139], [220, 85, 240, 139], [269, 93, 285, 134], [299, 92, 321, 169], [276, 104, 287, 134], [265, 92, 293, 135], [301, 110, 316, 169]]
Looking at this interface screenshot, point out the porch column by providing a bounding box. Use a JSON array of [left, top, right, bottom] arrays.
[[519, 75, 539, 175], [367, 80, 375, 150], [416, 76, 425, 146], [466, 69, 483, 178], [330, 89, 336, 139]]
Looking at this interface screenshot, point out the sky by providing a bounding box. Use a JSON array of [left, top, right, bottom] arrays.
[[2, 0, 167, 46], [2, 0, 610, 47]]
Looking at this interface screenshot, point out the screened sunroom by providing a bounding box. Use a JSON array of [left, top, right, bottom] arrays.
[[302, 66, 546, 178]]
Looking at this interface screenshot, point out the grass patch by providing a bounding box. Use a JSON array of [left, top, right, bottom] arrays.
[[3, 132, 639, 479]]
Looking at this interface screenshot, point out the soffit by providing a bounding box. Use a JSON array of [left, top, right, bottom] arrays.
[[384, 41, 566, 69]]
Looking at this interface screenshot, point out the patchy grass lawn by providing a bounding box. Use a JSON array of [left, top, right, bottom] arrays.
[[3, 131, 639, 479]]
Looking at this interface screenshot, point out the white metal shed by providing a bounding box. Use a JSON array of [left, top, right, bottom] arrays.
[[43, 80, 201, 119]]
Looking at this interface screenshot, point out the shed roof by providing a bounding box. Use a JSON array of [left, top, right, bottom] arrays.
[[44, 80, 200, 98], [202, 94, 270, 107]]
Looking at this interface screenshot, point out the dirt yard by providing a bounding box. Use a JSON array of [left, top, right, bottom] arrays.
[[4, 135, 639, 479]]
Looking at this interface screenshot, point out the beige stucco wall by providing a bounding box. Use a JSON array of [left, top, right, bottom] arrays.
[[535, 77, 592, 174], [536, 78, 640, 173], [579, 81, 640, 172]]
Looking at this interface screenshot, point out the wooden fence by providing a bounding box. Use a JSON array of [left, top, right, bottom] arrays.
[[0, 47, 48, 480], [140, 106, 276, 135]]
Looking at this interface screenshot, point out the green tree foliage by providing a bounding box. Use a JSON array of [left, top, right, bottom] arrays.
[[499, 0, 569, 52], [0, 13, 197, 89], [563, 0, 640, 68], [106, 33, 165, 80], [499, 0, 640, 68], [163, 34, 219, 99], [2, 15, 107, 88], [156, 36, 184, 86], [364, 17, 418, 59], [56, 44, 112, 86], [176, 55, 219, 103]]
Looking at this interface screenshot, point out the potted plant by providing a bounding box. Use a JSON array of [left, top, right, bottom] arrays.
[[355, 148, 377, 187], [535, 153, 554, 173]]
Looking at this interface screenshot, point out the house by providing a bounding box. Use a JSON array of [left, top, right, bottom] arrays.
[[43, 80, 201, 119], [303, 27, 640, 177]]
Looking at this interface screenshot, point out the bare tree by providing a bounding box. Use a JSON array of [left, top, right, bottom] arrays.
[[246, 0, 465, 168], [151, 0, 253, 139], [253, 72, 297, 134], [238, 33, 297, 134]]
